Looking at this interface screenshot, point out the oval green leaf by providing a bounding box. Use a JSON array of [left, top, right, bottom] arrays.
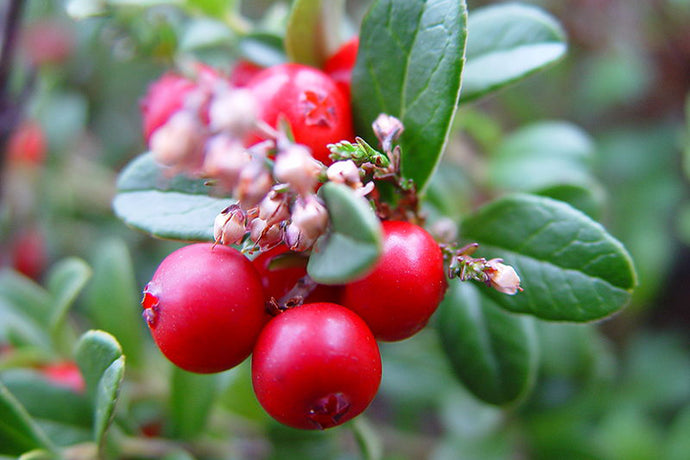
[[285, 0, 345, 67], [74, 330, 123, 402], [114, 152, 229, 241], [0, 381, 55, 456], [46, 258, 92, 342], [307, 182, 382, 284], [460, 3, 567, 103], [461, 194, 637, 322], [438, 281, 538, 406], [170, 367, 219, 440], [93, 356, 125, 448], [351, 0, 467, 192]]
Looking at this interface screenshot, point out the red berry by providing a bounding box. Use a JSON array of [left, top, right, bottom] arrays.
[[10, 228, 48, 280], [142, 243, 268, 373], [228, 60, 264, 87], [140, 73, 198, 143], [246, 63, 354, 164], [39, 362, 85, 393], [22, 20, 73, 66], [324, 36, 359, 100], [7, 121, 46, 166], [252, 302, 381, 429], [342, 221, 447, 341], [252, 245, 342, 304]]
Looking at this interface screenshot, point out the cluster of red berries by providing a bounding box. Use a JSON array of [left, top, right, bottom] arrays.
[[142, 218, 446, 430]]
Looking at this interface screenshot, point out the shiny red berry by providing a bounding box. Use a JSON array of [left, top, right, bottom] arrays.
[[252, 245, 342, 305], [342, 221, 447, 341], [324, 36, 359, 100], [142, 243, 268, 374], [252, 302, 381, 430], [246, 63, 354, 164]]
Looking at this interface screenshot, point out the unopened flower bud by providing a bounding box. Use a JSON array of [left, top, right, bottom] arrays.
[[485, 259, 522, 295], [249, 217, 282, 250], [291, 195, 329, 239], [273, 144, 322, 195], [258, 187, 290, 226], [429, 217, 458, 244], [213, 205, 246, 245], [327, 160, 362, 188], [150, 110, 206, 172], [203, 135, 252, 191], [373, 113, 404, 151], [209, 88, 258, 136], [284, 222, 318, 252], [236, 159, 273, 209]]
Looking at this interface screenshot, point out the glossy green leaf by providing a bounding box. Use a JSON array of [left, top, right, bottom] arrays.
[[461, 194, 636, 322], [84, 239, 145, 366], [46, 258, 91, 340], [93, 356, 125, 448], [439, 281, 538, 406], [488, 121, 596, 192], [534, 184, 604, 221], [460, 3, 567, 102], [113, 152, 229, 241], [285, 0, 344, 67], [351, 0, 467, 192], [170, 367, 219, 439], [308, 183, 382, 284], [74, 330, 123, 403], [0, 381, 55, 456]]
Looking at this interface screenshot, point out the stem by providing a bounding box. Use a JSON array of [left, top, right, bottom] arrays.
[[266, 274, 319, 315]]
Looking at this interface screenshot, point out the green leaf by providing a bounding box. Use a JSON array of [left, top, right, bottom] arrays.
[[113, 152, 229, 241], [461, 194, 636, 322], [74, 330, 123, 403], [238, 33, 286, 68], [351, 0, 467, 192], [666, 404, 690, 460], [46, 258, 92, 343], [534, 184, 604, 221], [308, 183, 382, 284], [488, 121, 596, 192], [0, 270, 51, 328], [0, 381, 55, 456], [438, 281, 538, 406], [285, 0, 345, 67], [170, 367, 219, 440], [93, 356, 125, 449], [460, 3, 567, 103], [84, 239, 145, 366], [17, 450, 57, 460], [352, 417, 383, 460]]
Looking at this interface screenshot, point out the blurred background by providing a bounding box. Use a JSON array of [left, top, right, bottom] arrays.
[[1, 0, 689, 458]]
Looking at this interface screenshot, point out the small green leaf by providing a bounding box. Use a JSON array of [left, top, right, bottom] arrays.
[[351, 0, 467, 192], [285, 0, 345, 67], [438, 281, 538, 406], [74, 330, 123, 402], [460, 3, 567, 103], [113, 152, 229, 241], [488, 121, 596, 192], [84, 239, 145, 366], [170, 367, 219, 440], [93, 356, 125, 448], [0, 381, 55, 456], [308, 183, 382, 284], [46, 258, 92, 341], [461, 194, 636, 322], [0, 270, 51, 328]]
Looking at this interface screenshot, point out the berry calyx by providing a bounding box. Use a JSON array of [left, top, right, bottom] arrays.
[[252, 302, 381, 429], [142, 243, 268, 373], [342, 220, 447, 341]]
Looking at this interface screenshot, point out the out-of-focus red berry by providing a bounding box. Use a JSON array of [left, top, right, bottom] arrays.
[[140, 73, 199, 144], [22, 20, 73, 66], [40, 362, 86, 393], [323, 37, 359, 100], [10, 228, 48, 281], [229, 60, 264, 87], [6, 121, 46, 166]]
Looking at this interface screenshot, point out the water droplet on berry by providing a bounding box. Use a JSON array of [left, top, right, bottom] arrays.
[[307, 392, 351, 429], [141, 284, 160, 328]]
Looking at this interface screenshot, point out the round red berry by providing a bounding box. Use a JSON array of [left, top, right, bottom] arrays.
[[252, 302, 381, 430], [246, 63, 354, 164], [342, 220, 447, 341], [140, 73, 198, 143], [7, 121, 46, 166], [39, 362, 85, 393], [252, 245, 342, 305], [142, 243, 268, 374], [228, 60, 264, 87], [324, 36, 359, 100]]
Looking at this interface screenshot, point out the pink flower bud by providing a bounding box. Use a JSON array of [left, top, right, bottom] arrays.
[[485, 259, 522, 295], [209, 88, 258, 136], [273, 144, 322, 195], [249, 217, 283, 251], [213, 205, 247, 245], [373, 113, 404, 151], [327, 160, 362, 188], [236, 159, 273, 209], [202, 135, 252, 191], [291, 195, 329, 240], [258, 187, 290, 226], [284, 222, 318, 252], [150, 111, 206, 173]]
